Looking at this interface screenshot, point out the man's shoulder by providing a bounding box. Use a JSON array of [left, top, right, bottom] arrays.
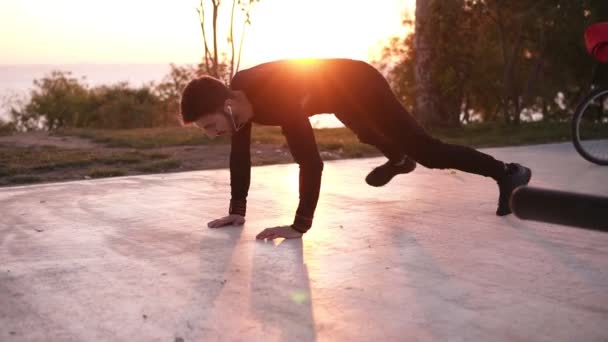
[[231, 61, 275, 87], [233, 60, 286, 77], [230, 61, 288, 91], [230, 69, 249, 90]]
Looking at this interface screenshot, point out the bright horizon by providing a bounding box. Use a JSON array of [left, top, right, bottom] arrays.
[[0, 0, 414, 67]]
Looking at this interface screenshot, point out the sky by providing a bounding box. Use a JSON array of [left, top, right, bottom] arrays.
[[0, 0, 414, 67]]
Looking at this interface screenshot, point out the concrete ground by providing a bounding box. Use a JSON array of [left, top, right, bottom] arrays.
[[1, 142, 608, 342]]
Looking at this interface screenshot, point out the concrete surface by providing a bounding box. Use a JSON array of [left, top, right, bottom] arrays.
[[1, 142, 608, 342]]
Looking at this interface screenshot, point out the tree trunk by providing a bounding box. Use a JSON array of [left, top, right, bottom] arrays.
[[212, 1, 220, 78], [521, 56, 544, 121], [438, 92, 463, 127], [462, 93, 470, 124], [414, 0, 440, 127], [197, 1, 212, 75], [505, 23, 525, 124], [197, 0, 258, 82], [229, 0, 236, 80]]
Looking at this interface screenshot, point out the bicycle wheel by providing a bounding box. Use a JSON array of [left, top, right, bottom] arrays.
[[572, 87, 608, 165]]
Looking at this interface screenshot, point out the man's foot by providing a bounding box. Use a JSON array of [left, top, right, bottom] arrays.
[[496, 163, 532, 216], [365, 157, 417, 187]]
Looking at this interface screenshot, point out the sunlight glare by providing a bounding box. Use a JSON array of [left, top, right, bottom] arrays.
[[243, 0, 412, 65], [0, 0, 413, 65]]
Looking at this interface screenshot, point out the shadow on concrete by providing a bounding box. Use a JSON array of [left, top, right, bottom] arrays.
[[174, 225, 245, 340], [506, 217, 608, 292], [250, 239, 316, 341]]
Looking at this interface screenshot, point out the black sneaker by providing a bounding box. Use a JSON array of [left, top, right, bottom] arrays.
[[365, 157, 417, 187], [496, 163, 532, 216]]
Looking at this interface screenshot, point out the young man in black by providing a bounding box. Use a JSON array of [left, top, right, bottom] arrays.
[[180, 59, 531, 240]]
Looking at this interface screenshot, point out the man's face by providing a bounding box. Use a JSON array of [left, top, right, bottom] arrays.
[[193, 112, 233, 139]]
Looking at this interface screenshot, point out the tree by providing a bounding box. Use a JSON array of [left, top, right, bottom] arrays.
[[196, 0, 260, 84], [414, 0, 440, 127], [11, 71, 167, 130], [430, 0, 471, 127], [11, 71, 90, 130], [382, 0, 472, 127], [152, 0, 261, 125], [473, 0, 607, 123], [155, 64, 198, 125], [379, 0, 606, 126]]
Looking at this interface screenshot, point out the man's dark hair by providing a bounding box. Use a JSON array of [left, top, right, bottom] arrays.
[[180, 76, 231, 124]]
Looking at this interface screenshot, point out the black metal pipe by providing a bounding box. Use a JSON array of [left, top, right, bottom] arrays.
[[510, 186, 608, 232]]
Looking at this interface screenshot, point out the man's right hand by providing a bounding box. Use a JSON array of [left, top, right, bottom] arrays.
[[207, 214, 245, 228]]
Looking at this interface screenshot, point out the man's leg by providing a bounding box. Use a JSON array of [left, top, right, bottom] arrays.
[[334, 111, 417, 187], [358, 70, 531, 215], [363, 141, 417, 187], [386, 105, 531, 216], [397, 127, 531, 215]]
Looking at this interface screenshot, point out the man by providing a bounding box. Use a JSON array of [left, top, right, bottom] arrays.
[[180, 58, 531, 240]]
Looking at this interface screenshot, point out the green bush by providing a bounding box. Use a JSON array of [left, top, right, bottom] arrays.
[[11, 71, 89, 130], [86, 83, 165, 129], [0, 120, 16, 135], [10, 70, 186, 131]]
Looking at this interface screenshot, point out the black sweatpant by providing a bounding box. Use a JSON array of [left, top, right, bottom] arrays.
[[333, 68, 506, 181]]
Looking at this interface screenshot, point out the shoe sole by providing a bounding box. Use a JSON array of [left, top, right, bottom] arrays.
[[497, 167, 532, 216], [365, 162, 417, 187]]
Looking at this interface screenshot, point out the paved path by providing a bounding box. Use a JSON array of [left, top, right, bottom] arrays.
[[1, 143, 607, 341]]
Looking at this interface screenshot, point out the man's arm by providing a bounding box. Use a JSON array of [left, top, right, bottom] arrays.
[[229, 122, 252, 216], [281, 117, 324, 233]]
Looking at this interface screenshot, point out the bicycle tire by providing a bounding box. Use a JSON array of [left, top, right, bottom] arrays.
[[572, 87, 608, 165]]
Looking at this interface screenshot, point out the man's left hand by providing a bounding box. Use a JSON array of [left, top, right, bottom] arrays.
[[255, 225, 303, 240]]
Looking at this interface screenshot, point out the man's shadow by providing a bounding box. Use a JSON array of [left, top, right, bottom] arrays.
[[249, 239, 317, 341], [175, 225, 245, 340]]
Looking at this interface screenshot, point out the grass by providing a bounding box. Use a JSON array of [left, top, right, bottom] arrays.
[[0, 144, 176, 185], [250, 121, 585, 158], [148, 153, 171, 159], [0, 146, 173, 177], [55, 127, 228, 149], [51, 121, 588, 169], [54, 121, 588, 152], [3, 120, 605, 187], [4, 175, 42, 185], [429, 121, 576, 147], [96, 152, 148, 165], [89, 167, 127, 178], [135, 159, 182, 173], [0, 168, 10, 178], [0, 121, 16, 136], [0, 147, 96, 175]]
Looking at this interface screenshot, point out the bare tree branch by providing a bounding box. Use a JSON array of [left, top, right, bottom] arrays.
[[229, 0, 237, 79], [235, 20, 246, 75], [212, 1, 220, 77], [197, 1, 212, 74], [196, 0, 258, 81]]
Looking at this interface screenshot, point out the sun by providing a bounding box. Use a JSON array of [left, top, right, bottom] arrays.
[[243, 0, 411, 65]]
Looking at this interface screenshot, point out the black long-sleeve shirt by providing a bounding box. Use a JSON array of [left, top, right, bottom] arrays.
[[227, 58, 375, 233]]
